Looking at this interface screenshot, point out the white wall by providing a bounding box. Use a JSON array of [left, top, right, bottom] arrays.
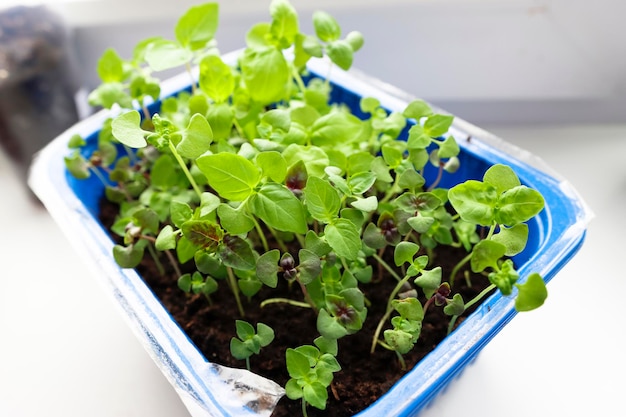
[[50, 0, 626, 125]]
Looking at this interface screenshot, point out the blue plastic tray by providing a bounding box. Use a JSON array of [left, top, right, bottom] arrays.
[[29, 51, 590, 417]]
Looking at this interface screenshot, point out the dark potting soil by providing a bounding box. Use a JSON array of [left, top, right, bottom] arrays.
[[99, 199, 493, 417]]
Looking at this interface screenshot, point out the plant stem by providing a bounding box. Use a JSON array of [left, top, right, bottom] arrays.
[[427, 163, 444, 191], [395, 350, 407, 371], [371, 274, 412, 354], [226, 267, 246, 317], [302, 398, 308, 417], [251, 217, 270, 252], [447, 283, 496, 335], [292, 65, 307, 94], [245, 357, 251, 372], [167, 141, 203, 199], [449, 252, 472, 288], [146, 242, 165, 276], [372, 253, 402, 282], [260, 298, 312, 309]]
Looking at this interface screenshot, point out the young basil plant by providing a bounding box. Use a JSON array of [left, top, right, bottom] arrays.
[[65, 1, 549, 415]]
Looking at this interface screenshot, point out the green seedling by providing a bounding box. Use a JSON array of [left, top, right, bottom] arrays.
[[66, 1, 549, 415]]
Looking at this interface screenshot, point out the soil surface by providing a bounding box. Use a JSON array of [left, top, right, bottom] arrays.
[[99, 199, 493, 417]]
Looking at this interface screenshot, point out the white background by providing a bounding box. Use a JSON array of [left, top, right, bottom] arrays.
[[1, 0, 625, 416]]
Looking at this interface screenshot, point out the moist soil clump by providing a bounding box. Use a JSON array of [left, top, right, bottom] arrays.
[[99, 199, 493, 417]]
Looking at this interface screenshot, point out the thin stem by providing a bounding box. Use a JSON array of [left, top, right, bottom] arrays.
[[427, 163, 444, 192], [245, 357, 251, 372], [146, 241, 165, 275], [186, 62, 197, 95], [372, 253, 402, 282], [371, 273, 412, 354], [266, 224, 289, 253], [226, 267, 246, 317], [260, 298, 312, 309], [395, 350, 407, 371], [167, 141, 203, 198], [447, 283, 496, 335], [302, 398, 308, 417], [292, 65, 307, 94], [449, 252, 472, 288], [251, 217, 270, 252]]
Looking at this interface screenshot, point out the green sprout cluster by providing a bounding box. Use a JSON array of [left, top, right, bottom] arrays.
[[65, 1, 548, 415]]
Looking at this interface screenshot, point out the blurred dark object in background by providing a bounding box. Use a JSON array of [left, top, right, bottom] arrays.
[[0, 5, 79, 184]]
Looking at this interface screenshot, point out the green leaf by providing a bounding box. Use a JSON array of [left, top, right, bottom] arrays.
[[324, 219, 361, 260], [235, 319, 256, 340], [394, 241, 420, 266], [240, 46, 289, 104], [326, 40, 353, 71], [200, 192, 221, 217], [249, 183, 308, 234], [384, 329, 414, 355], [398, 169, 425, 192], [182, 220, 223, 251], [256, 323, 275, 346], [515, 273, 548, 312], [313, 11, 341, 42], [304, 176, 341, 223], [145, 38, 193, 71], [97, 48, 125, 82], [256, 250, 280, 288], [88, 82, 132, 109], [176, 113, 213, 159], [363, 223, 386, 249], [111, 111, 150, 148], [403, 99, 433, 120], [438, 136, 460, 159], [298, 249, 322, 285], [492, 224, 529, 256], [113, 244, 144, 268], [483, 164, 521, 194], [471, 240, 506, 273], [218, 235, 256, 270], [345, 31, 364, 52], [304, 382, 329, 410], [496, 186, 545, 226], [347, 172, 376, 195], [207, 102, 234, 140], [283, 144, 329, 178], [448, 180, 498, 226], [314, 336, 338, 356], [443, 293, 465, 316], [392, 298, 424, 322], [413, 267, 442, 298], [176, 236, 198, 264], [150, 154, 177, 189], [304, 231, 332, 257], [311, 111, 362, 147], [317, 308, 349, 339], [269, 0, 299, 48], [175, 2, 219, 50], [217, 203, 255, 235], [423, 114, 454, 137], [196, 153, 261, 201], [64, 153, 91, 179], [407, 215, 435, 234], [155, 225, 177, 251], [286, 348, 311, 379], [350, 196, 378, 212], [230, 338, 252, 360], [256, 151, 287, 183], [285, 379, 303, 400], [199, 54, 234, 103], [246, 22, 271, 48]]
